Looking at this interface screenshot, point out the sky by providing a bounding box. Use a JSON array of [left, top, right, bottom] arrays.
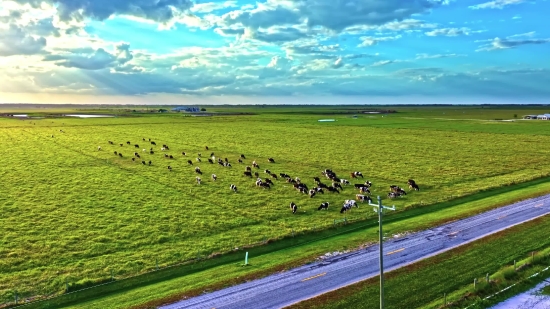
[[0, 0, 549, 105]]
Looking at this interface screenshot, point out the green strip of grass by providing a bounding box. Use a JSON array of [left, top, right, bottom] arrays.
[[420, 247, 550, 309], [287, 215, 550, 309], [9, 175, 549, 309]]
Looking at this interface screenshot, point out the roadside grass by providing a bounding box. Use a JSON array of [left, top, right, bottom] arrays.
[[420, 247, 550, 309], [287, 214, 550, 309], [19, 175, 550, 309], [2, 109, 550, 305]]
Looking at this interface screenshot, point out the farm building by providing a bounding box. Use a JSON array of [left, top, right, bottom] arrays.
[[172, 106, 200, 112], [537, 114, 550, 120]]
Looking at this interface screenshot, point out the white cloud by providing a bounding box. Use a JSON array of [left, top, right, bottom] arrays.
[[477, 37, 550, 51], [507, 31, 535, 38], [415, 53, 465, 59], [469, 0, 526, 9], [191, 1, 238, 14], [0, 24, 47, 56], [425, 27, 471, 36], [358, 35, 402, 47]]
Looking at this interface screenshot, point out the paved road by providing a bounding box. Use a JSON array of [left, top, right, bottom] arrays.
[[160, 195, 550, 309]]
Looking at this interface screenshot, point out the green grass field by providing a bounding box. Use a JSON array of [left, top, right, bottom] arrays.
[[2, 106, 550, 305]]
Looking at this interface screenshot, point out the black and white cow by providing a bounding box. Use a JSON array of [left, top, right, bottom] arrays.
[[290, 202, 297, 214], [230, 184, 238, 192], [318, 202, 329, 210]]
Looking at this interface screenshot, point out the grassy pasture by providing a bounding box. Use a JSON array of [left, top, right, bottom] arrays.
[[1, 107, 550, 304]]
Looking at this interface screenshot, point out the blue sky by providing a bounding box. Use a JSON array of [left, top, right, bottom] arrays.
[[0, 0, 548, 104]]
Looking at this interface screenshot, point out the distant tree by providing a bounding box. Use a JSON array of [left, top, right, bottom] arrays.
[[200, 108, 206, 111], [158, 109, 167, 113], [514, 114, 518, 118]]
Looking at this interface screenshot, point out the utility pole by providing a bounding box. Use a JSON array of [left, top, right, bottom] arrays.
[[369, 196, 395, 309]]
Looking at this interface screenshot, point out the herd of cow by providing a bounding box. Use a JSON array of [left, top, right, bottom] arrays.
[[99, 138, 420, 215]]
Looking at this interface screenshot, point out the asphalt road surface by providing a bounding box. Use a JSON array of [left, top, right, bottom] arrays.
[[160, 195, 550, 309]]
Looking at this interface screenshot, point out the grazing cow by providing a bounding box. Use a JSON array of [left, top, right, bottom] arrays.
[[187, 160, 193, 165], [255, 178, 263, 186], [268, 158, 275, 163], [295, 177, 301, 183], [210, 152, 214, 157], [265, 178, 273, 185], [114, 151, 118, 155], [244, 171, 252, 177], [134, 144, 139, 148], [132, 158, 135, 161], [141, 160, 146, 165], [182, 152, 186, 156], [136, 154, 141, 158], [340, 200, 358, 213], [230, 184, 237, 192], [264, 169, 271, 174], [148, 160, 152, 165], [309, 189, 316, 198], [224, 158, 228, 163], [151, 141, 156, 145], [252, 160, 258, 168], [108, 141, 114, 145], [354, 184, 368, 189], [195, 167, 202, 174], [356, 194, 372, 203], [196, 157, 201, 162], [120, 143, 123, 147], [148, 138, 151, 141], [208, 158, 214, 164], [408, 179, 419, 191], [143, 138, 145, 141], [246, 165, 252, 172], [280, 173, 290, 179], [205, 146, 209, 150], [224, 162, 232, 167], [340, 179, 350, 185], [364, 181, 373, 187], [150, 150, 155, 154], [240, 154, 246, 159], [198, 153, 201, 157], [161, 147, 166, 151], [169, 155, 173, 159], [290, 202, 297, 214], [238, 159, 243, 163], [196, 176, 201, 185], [218, 160, 224, 166], [352, 171, 363, 178], [164, 153, 169, 158], [317, 182, 328, 189], [254, 172, 259, 178], [97, 146, 102, 151], [126, 141, 131, 145], [360, 187, 370, 194], [260, 182, 271, 189], [327, 187, 340, 194], [270, 173, 278, 179], [211, 174, 217, 181], [134, 152, 139, 156], [313, 177, 321, 183], [318, 202, 329, 210], [143, 149, 147, 152], [332, 182, 342, 190], [118, 153, 123, 157], [315, 187, 325, 194]]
